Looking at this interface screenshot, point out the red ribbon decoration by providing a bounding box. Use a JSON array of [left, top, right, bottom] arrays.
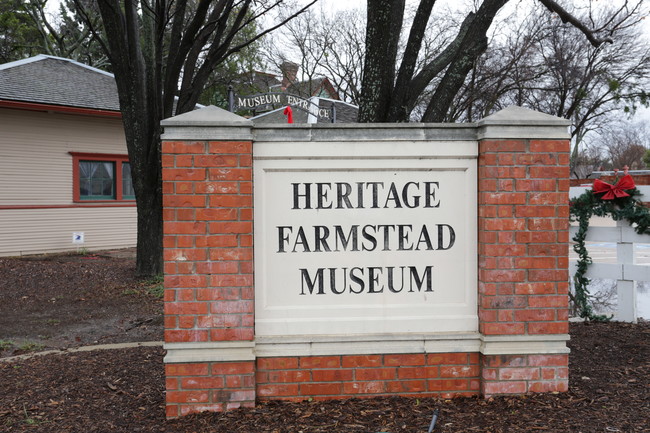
[[593, 174, 635, 200], [283, 106, 293, 124]]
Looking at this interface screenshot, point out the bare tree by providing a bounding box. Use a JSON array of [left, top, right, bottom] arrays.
[[262, 6, 366, 104], [358, 0, 624, 123], [262, 7, 334, 97], [596, 120, 650, 170], [264, 2, 464, 109], [443, 7, 549, 122], [451, 3, 650, 117], [316, 9, 366, 104], [571, 143, 609, 179], [529, 2, 649, 152], [73, 0, 315, 276], [438, 0, 649, 177]]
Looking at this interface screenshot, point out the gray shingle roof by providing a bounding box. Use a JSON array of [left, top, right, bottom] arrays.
[[0, 55, 119, 112]]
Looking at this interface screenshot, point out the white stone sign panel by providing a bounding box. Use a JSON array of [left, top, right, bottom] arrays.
[[254, 139, 477, 337]]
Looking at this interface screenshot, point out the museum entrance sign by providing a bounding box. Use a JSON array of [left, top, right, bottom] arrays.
[[160, 106, 572, 418]]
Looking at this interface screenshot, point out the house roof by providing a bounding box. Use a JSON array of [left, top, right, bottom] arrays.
[[234, 70, 282, 94], [286, 77, 340, 100], [0, 55, 120, 112]]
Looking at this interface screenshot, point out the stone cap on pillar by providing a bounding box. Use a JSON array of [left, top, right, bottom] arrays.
[[161, 105, 253, 141], [477, 105, 571, 140]]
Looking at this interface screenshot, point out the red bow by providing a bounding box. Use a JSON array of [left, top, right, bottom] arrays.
[[283, 106, 293, 124], [593, 174, 635, 200]]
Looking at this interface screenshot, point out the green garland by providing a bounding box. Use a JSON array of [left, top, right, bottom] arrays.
[[569, 186, 650, 321]]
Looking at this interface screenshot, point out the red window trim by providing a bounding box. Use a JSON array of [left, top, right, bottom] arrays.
[[70, 152, 134, 202]]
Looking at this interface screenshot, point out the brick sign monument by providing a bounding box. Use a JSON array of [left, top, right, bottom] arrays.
[[161, 105, 571, 418]]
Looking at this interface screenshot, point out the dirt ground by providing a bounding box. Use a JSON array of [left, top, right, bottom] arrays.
[[1, 252, 649, 432], [0, 250, 162, 357]]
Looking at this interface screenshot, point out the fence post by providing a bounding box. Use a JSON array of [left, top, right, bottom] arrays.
[[616, 220, 637, 322]]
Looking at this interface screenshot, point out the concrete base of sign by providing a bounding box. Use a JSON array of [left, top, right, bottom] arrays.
[[164, 332, 569, 361], [161, 105, 571, 418]]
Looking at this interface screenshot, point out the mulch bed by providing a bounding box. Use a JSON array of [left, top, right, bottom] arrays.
[[1, 322, 648, 432], [0, 252, 162, 356], [1, 253, 649, 432]]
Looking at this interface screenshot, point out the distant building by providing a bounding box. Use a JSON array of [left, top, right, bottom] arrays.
[[229, 61, 359, 124]]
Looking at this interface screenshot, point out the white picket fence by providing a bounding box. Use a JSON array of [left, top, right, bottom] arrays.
[[569, 185, 650, 322]]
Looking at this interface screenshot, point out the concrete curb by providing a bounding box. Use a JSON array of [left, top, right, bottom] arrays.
[[0, 341, 163, 363]]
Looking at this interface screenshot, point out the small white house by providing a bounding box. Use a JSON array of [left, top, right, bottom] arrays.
[[0, 55, 136, 256]]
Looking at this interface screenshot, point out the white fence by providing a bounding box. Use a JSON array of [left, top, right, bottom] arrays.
[[569, 185, 650, 322]]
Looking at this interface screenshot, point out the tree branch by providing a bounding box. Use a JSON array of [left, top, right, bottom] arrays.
[[387, 0, 438, 121], [421, 0, 509, 122], [405, 11, 475, 114], [223, 0, 317, 58], [536, 0, 613, 47], [72, 0, 112, 62]]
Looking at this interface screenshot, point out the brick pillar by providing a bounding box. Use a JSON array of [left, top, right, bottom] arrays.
[[160, 106, 255, 417], [477, 106, 571, 397]]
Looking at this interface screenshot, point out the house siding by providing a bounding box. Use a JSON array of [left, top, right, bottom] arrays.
[[0, 207, 137, 256], [0, 107, 137, 256], [0, 108, 127, 204]]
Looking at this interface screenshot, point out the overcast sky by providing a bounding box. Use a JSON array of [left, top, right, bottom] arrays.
[[43, 0, 649, 123]]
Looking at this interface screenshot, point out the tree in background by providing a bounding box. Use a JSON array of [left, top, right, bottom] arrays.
[[197, 11, 264, 108], [260, 6, 366, 105], [0, 0, 106, 67], [528, 3, 649, 144], [314, 9, 366, 105], [266, 1, 647, 128], [262, 8, 332, 98], [0, 0, 44, 62], [32, 0, 109, 68], [269, 1, 648, 177], [594, 120, 650, 170], [442, 7, 550, 122], [570, 144, 609, 179], [70, 0, 314, 276], [440, 1, 650, 175], [356, 0, 648, 123]]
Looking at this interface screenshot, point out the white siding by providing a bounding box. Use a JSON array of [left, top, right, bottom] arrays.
[[0, 108, 137, 256]]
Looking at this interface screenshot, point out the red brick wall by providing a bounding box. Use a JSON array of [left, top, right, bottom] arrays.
[[480, 354, 569, 396], [477, 139, 570, 395], [162, 139, 255, 417], [256, 353, 480, 401], [165, 361, 255, 417], [162, 127, 571, 417]]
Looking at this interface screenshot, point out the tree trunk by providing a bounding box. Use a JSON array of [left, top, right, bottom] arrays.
[[386, 0, 437, 122], [120, 96, 163, 277], [86, 0, 314, 276], [357, 0, 405, 122], [358, 0, 510, 123], [96, 0, 162, 277], [421, 0, 509, 122], [134, 164, 163, 276]]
